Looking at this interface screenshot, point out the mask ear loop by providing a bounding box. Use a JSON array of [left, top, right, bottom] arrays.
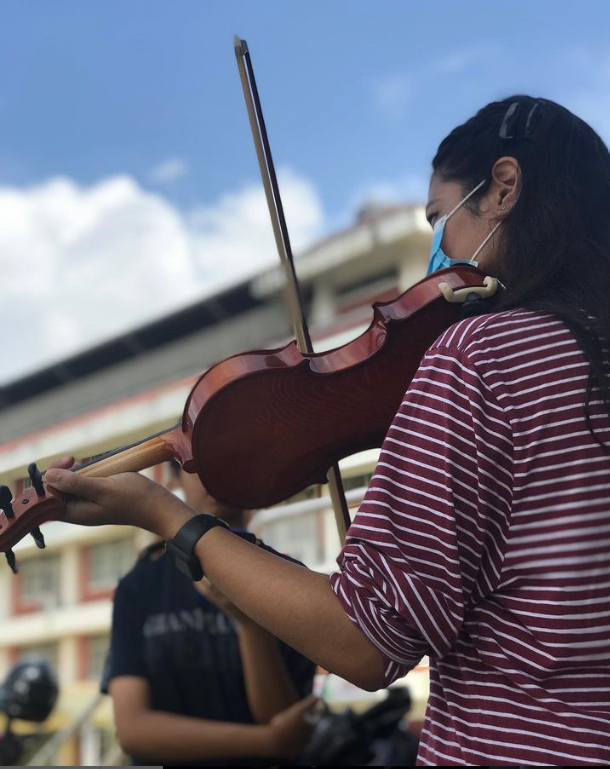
[[445, 178, 487, 221], [470, 219, 502, 263], [447, 178, 499, 264]]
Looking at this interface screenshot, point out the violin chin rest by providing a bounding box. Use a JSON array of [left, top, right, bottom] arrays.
[[438, 276, 500, 304]]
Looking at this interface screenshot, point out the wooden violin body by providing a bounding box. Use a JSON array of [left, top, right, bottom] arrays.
[[185, 265, 492, 507]]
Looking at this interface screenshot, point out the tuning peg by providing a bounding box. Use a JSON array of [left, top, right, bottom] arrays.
[[28, 463, 45, 497], [31, 527, 45, 549], [5, 550, 18, 574], [0, 486, 14, 519]]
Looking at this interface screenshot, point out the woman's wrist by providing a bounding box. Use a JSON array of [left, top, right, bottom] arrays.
[[150, 493, 197, 541]]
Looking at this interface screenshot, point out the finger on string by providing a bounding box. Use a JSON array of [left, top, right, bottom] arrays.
[[45, 469, 105, 501]]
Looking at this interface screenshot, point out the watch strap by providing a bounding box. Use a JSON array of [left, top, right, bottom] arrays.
[[166, 514, 229, 581]]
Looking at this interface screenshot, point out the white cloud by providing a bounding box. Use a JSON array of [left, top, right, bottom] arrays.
[[148, 156, 189, 184], [188, 168, 323, 281], [0, 168, 324, 382]]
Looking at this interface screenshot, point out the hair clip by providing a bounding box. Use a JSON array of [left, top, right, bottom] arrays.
[[499, 102, 521, 140], [524, 102, 543, 137]]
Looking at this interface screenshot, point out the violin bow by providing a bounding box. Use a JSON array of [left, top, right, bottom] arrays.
[[234, 35, 351, 543]]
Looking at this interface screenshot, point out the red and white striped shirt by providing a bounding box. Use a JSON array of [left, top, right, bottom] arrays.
[[330, 308, 610, 766]]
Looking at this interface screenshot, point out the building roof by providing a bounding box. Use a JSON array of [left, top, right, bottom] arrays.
[[0, 281, 258, 412]]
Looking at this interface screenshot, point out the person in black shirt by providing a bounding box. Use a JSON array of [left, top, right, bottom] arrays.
[[102, 462, 317, 766]]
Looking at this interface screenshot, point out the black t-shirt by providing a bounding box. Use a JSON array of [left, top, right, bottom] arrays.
[[102, 536, 316, 767]]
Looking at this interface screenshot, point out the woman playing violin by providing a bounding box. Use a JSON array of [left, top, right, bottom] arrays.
[[46, 96, 610, 766]]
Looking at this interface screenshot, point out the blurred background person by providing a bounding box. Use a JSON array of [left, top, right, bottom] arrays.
[[102, 461, 317, 766]]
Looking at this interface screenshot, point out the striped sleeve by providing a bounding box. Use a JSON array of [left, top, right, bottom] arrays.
[[329, 343, 514, 685]]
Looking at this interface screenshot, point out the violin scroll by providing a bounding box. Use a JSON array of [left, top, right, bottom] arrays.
[[0, 480, 63, 571]]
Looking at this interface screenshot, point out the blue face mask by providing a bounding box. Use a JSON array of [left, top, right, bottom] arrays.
[[426, 179, 501, 275]]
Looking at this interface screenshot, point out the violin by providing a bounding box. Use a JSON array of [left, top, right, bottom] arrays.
[[0, 265, 499, 567]]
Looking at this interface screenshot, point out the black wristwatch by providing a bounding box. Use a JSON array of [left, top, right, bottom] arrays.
[[165, 514, 230, 581]]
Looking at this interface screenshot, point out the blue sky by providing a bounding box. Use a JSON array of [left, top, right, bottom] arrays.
[[1, 1, 609, 380], [3, 1, 609, 218]]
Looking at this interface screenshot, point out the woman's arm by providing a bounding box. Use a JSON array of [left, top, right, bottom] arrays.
[[193, 525, 386, 692]]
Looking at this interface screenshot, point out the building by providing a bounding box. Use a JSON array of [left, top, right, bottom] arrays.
[[0, 203, 431, 764]]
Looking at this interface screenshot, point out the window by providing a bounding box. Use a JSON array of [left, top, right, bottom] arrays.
[[19, 555, 61, 608], [86, 635, 110, 681], [87, 539, 133, 592]]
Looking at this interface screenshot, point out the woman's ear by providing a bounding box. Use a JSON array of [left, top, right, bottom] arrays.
[[490, 156, 521, 216]]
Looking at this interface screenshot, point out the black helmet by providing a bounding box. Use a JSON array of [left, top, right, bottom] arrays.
[[0, 659, 58, 722]]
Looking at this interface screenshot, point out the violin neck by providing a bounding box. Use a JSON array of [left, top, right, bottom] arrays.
[[73, 426, 178, 479]]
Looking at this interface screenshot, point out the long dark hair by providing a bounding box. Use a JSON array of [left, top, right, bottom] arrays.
[[433, 95, 610, 448]]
